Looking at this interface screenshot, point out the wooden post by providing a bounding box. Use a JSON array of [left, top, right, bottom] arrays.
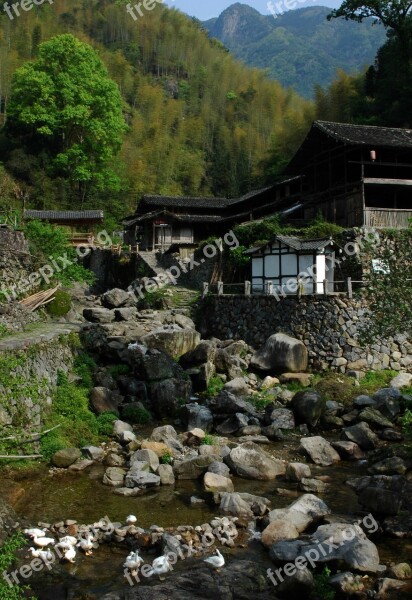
[[265, 281, 273, 295], [347, 277, 353, 299], [245, 280, 251, 296], [202, 282, 209, 297], [297, 278, 304, 298], [217, 281, 223, 295], [323, 279, 328, 295]]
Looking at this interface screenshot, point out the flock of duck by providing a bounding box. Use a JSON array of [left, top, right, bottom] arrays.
[[23, 514, 226, 581]]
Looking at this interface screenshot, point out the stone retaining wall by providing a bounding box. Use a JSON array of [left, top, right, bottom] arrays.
[[199, 295, 412, 373]]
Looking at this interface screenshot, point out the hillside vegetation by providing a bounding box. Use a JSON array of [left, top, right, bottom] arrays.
[[203, 4, 386, 98], [0, 0, 313, 221]]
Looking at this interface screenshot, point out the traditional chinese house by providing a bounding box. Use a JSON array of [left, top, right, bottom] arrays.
[[23, 210, 104, 246]]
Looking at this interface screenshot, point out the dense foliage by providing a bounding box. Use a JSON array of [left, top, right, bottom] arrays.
[[0, 0, 313, 219]]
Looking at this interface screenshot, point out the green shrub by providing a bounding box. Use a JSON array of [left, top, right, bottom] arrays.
[[74, 352, 96, 388], [312, 566, 335, 600], [96, 411, 118, 436], [122, 405, 151, 424], [46, 289, 71, 317], [201, 433, 217, 446], [0, 532, 36, 600], [108, 364, 130, 378], [205, 375, 225, 398], [161, 450, 173, 464]]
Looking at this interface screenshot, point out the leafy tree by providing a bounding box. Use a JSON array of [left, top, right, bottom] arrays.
[[6, 34, 127, 204], [360, 230, 412, 342]]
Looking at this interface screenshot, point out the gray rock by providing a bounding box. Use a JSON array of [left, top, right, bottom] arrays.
[[359, 407, 393, 429], [373, 388, 402, 419], [276, 567, 315, 597], [262, 493, 330, 548], [115, 307, 138, 321], [151, 377, 192, 417], [285, 462, 311, 482], [102, 288, 132, 308], [225, 442, 285, 480], [218, 492, 270, 518], [224, 377, 250, 396], [204, 472, 234, 493], [343, 422, 380, 450], [52, 447, 82, 468], [125, 470, 160, 489], [142, 327, 201, 359], [209, 390, 257, 416], [139, 351, 176, 381], [130, 448, 159, 472], [180, 340, 216, 367], [330, 571, 366, 594], [185, 402, 213, 432], [158, 464, 175, 485], [216, 413, 248, 435], [82, 446, 105, 461], [118, 430, 137, 444], [113, 420, 133, 437], [151, 425, 184, 453], [369, 457, 407, 475], [291, 390, 326, 428], [83, 307, 115, 323], [173, 455, 217, 479], [90, 387, 119, 415], [208, 461, 230, 477], [353, 395, 376, 408], [332, 441, 365, 461], [390, 373, 412, 389], [104, 453, 126, 467], [298, 478, 329, 493], [299, 436, 340, 466], [251, 333, 308, 373], [102, 467, 126, 487], [266, 408, 295, 430], [269, 522, 383, 573], [262, 424, 284, 441]]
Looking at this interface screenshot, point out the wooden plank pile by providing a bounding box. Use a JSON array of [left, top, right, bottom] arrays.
[[19, 284, 60, 312]]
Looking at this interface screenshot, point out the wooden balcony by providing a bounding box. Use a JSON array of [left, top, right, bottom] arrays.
[[364, 208, 412, 229]]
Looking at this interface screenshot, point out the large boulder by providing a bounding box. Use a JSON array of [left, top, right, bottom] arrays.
[[209, 390, 257, 416], [150, 425, 184, 453], [372, 388, 402, 419], [269, 522, 383, 573], [224, 377, 250, 397], [52, 448, 81, 468], [185, 403, 214, 432], [142, 325, 201, 359], [225, 442, 285, 480], [130, 449, 159, 472], [251, 333, 308, 373], [343, 422, 380, 450], [90, 387, 119, 415], [173, 455, 218, 479], [219, 492, 271, 517], [151, 378, 192, 417], [216, 413, 249, 435], [102, 288, 132, 308], [102, 467, 126, 487], [261, 494, 330, 548], [299, 436, 341, 466], [83, 307, 115, 323], [203, 472, 234, 493], [265, 407, 295, 430], [180, 341, 216, 367], [291, 390, 326, 428]]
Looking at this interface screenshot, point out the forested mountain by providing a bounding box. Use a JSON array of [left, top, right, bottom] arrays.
[[0, 0, 313, 222], [203, 3, 386, 98]]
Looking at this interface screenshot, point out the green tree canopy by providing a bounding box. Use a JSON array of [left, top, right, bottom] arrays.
[[328, 1, 412, 35], [6, 34, 127, 202]]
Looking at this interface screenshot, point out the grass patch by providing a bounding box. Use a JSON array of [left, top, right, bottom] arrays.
[[311, 566, 335, 600], [315, 370, 398, 405], [201, 433, 217, 446], [121, 405, 151, 424], [203, 375, 225, 398], [96, 412, 118, 436]]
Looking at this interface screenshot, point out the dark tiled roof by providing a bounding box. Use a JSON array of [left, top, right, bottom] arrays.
[[141, 196, 229, 209], [24, 210, 104, 221], [245, 235, 334, 254], [125, 210, 221, 225], [315, 121, 412, 148]]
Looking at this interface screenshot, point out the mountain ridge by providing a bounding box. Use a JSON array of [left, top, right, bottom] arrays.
[[203, 3, 386, 97]]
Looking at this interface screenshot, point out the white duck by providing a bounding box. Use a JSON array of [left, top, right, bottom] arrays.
[[28, 547, 53, 562], [77, 533, 94, 556], [126, 515, 137, 526], [58, 535, 77, 546], [24, 528, 47, 539], [204, 549, 225, 572], [62, 545, 76, 564], [148, 555, 173, 581], [123, 550, 143, 577], [32, 535, 55, 548]]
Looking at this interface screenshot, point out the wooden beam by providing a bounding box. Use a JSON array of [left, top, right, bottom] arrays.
[[364, 177, 412, 186]]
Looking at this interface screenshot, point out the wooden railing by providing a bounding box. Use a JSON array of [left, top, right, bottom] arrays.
[[364, 208, 412, 228]]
